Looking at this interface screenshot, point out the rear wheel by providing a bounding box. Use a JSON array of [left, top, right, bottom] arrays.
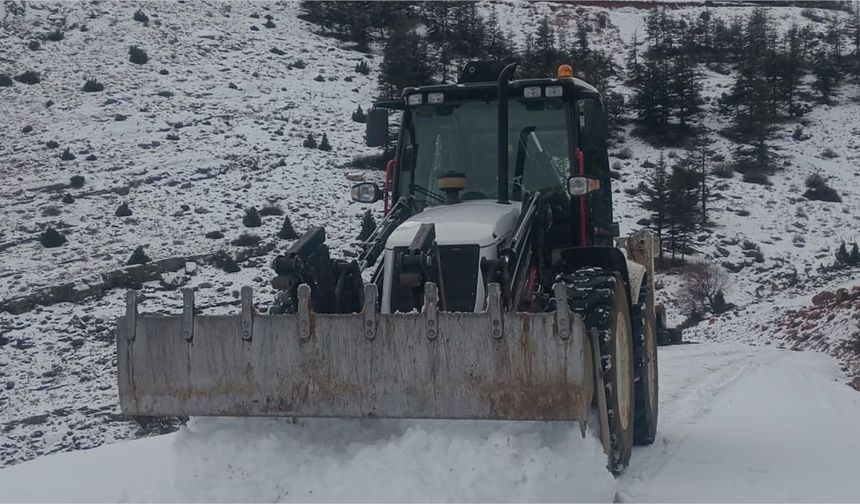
[[562, 269, 635, 473], [632, 279, 658, 445]]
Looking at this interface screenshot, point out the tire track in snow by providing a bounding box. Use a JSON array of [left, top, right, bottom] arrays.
[[617, 343, 777, 501]]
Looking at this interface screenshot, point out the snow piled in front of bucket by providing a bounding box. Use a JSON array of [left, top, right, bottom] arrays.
[[0, 417, 615, 502], [172, 418, 614, 502]]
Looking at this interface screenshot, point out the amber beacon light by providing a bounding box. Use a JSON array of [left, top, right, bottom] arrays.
[[557, 64, 574, 78]]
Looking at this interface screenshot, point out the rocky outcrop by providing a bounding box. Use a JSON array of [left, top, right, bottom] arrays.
[[0, 243, 276, 315]]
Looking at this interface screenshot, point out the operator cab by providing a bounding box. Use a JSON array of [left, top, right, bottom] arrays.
[[356, 62, 616, 249]]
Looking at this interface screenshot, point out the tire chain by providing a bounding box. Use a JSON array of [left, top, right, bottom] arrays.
[[630, 276, 651, 442], [556, 267, 625, 470]]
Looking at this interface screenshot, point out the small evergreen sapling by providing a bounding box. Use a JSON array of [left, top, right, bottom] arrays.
[[133, 9, 149, 24], [358, 210, 376, 241], [69, 175, 85, 188], [278, 216, 299, 240], [213, 250, 240, 273], [115, 202, 132, 217], [127, 246, 151, 265], [354, 60, 370, 75], [302, 133, 317, 149], [82, 78, 104, 92], [242, 207, 262, 228], [40, 227, 67, 248], [318, 133, 332, 151], [129, 45, 148, 65]]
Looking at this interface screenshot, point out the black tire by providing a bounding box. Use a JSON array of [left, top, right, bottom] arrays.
[[631, 279, 658, 446], [561, 268, 635, 473], [655, 304, 668, 346]]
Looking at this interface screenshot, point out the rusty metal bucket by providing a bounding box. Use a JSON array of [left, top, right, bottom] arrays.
[[116, 282, 592, 421]]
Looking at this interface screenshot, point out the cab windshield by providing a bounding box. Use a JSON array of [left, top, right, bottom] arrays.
[[400, 98, 573, 207]]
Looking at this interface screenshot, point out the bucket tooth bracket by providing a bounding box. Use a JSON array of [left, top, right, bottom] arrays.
[[424, 282, 439, 340], [182, 288, 194, 342], [363, 284, 377, 340]]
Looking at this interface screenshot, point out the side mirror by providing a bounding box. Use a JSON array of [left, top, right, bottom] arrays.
[[351, 182, 382, 203], [365, 108, 389, 147]]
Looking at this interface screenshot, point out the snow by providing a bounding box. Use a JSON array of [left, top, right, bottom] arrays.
[[619, 344, 860, 502], [1, 343, 858, 502]]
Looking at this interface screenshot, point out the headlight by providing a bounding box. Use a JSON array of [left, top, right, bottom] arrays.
[[427, 92, 444, 104], [523, 86, 541, 98], [545, 86, 563, 98], [568, 176, 601, 196], [568, 176, 588, 196], [407, 94, 423, 106]]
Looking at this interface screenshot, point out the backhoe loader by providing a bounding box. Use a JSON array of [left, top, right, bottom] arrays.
[[116, 62, 662, 472]]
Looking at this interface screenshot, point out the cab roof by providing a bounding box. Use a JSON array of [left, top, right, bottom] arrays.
[[402, 77, 601, 102]]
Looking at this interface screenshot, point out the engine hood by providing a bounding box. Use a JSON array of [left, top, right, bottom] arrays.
[[386, 201, 521, 249]]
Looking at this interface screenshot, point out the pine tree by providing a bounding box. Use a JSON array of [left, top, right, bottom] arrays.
[[450, 2, 485, 60], [712, 16, 732, 58], [378, 21, 433, 98], [730, 8, 778, 173], [574, 17, 590, 59], [520, 32, 538, 78], [626, 30, 643, 85], [812, 48, 839, 102], [682, 126, 716, 225], [850, 242, 860, 265], [850, 3, 860, 58], [666, 165, 700, 259], [483, 4, 515, 64], [836, 241, 850, 264], [638, 152, 671, 257], [694, 10, 715, 57], [632, 48, 672, 128], [779, 24, 805, 116], [576, 49, 616, 97], [670, 55, 702, 126], [645, 8, 675, 52], [534, 14, 558, 78], [424, 2, 454, 83]]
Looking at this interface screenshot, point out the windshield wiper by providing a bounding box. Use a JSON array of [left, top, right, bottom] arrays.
[[410, 184, 445, 203]]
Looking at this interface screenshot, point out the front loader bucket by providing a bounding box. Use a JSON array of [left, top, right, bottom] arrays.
[[117, 283, 592, 421]]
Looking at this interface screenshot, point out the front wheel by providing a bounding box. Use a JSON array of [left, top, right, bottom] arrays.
[[562, 269, 635, 473], [632, 280, 659, 445]]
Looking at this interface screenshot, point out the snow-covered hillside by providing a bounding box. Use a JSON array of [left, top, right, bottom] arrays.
[[1, 0, 384, 466], [1, 0, 859, 495]]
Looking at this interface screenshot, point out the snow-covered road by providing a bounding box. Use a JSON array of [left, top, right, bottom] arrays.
[[0, 343, 858, 502], [619, 345, 860, 502]]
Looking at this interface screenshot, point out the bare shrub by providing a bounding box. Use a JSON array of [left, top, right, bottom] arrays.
[[679, 261, 730, 315], [803, 173, 841, 202], [615, 147, 633, 160]]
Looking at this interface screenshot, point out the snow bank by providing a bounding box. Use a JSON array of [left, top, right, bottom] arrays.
[[0, 418, 615, 502]]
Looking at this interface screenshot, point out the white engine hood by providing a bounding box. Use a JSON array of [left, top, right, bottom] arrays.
[[386, 201, 521, 249]]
